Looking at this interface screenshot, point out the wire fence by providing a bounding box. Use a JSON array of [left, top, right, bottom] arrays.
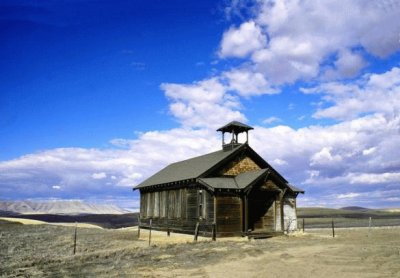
[[298, 217, 400, 230]]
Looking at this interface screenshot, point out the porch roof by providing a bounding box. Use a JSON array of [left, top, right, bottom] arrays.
[[198, 169, 269, 191]]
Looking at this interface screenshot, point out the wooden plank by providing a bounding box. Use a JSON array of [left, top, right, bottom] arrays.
[[154, 191, 160, 218], [186, 188, 198, 220], [206, 190, 214, 221], [216, 196, 242, 235], [181, 189, 187, 219]]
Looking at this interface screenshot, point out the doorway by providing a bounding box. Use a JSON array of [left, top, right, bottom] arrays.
[[247, 188, 277, 232]]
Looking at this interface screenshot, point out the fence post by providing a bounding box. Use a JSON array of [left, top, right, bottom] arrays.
[[212, 222, 216, 241], [302, 218, 305, 232], [73, 222, 77, 255], [194, 222, 200, 241], [167, 226, 170, 237], [331, 219, 335, 238], [149, 219, 152, 246], [137, 216, 141, 239], [368, 217, 372, 237]]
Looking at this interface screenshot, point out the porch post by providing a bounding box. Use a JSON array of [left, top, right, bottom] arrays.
[[244, 194, 248, 233], [280, 189, 287, 232]]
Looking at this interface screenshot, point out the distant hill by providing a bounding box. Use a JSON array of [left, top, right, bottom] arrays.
[[0, 200, 129, 215], [298, 206, 400, 219], [340, 206, 369, 211]]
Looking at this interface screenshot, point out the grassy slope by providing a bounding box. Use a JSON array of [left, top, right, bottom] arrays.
[[298, 207, 400, 218], [0, 213, 139, 229], [1, 207, 398, 229], [297, 207, 400, 228], [1, 220, 400, 277]]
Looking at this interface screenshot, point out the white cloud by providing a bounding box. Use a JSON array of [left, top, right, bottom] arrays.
[[362, 147, 376, 156], [218, 0, 400, 85], [250, 111, 400, 199], [262, 116, 281, 124], [310, 147, 342, 167], [272, 158, 287, 166], [323, 49, 367, 80], [337, 193, 361, 199], [161, 78, 246, 129], [92, 172, 107, 179], [219, 21, 266, 58], [308, 67, 400, 120], [349, 173, 400, 185], [0, 127, 223, 200], [2, 103, 400, 207], [223, 68, 278, 97]]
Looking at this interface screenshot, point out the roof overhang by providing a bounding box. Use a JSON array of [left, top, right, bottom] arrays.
[[287, 183, 305, 194]]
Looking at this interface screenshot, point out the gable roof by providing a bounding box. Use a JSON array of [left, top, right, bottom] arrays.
[[134, 143, 304, 194], [134, 144, 246, 189]]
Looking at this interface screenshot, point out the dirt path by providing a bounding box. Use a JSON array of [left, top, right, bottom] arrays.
[[134, 228, 400, 278]]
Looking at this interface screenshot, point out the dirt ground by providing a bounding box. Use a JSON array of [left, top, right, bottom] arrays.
[[1, 220, 399, 277]]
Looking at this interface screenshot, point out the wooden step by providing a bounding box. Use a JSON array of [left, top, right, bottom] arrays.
[[247, 231, 283, 239]]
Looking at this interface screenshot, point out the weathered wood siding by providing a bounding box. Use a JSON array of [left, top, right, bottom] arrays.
[[283, 196, 297, 232], [216, 195, 242, 236], [139, 187, 215, 235]]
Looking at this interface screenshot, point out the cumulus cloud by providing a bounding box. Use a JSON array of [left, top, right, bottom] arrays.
[[161, 78, 246, 129], [92, 172, 107, 179], [219, 21, 266, 58], [223, 68, 278, 96], [220, 0, 400, 84], [0, 127, 225, 202], [305, 67, 400, 120], [322, 49, 368, 80], [249, 109, 400, 207], [262, 116, 281, 124]]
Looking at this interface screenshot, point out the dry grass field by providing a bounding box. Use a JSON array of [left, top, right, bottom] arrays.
[[1, 219, 400, 277]]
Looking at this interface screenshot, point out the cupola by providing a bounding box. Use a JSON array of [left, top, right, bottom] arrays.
[[217, 121, 253, 151]]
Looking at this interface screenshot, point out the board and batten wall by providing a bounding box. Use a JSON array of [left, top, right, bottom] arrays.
[[139, 187, 215, 235]]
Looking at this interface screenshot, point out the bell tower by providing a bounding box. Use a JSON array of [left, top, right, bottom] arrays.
[[217, 121, 254, 151]]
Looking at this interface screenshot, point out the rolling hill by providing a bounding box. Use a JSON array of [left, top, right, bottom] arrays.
[[0, 200, 129, 215]]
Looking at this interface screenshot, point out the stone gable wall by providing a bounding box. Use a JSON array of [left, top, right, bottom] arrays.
[[221, 156, 260, 176]]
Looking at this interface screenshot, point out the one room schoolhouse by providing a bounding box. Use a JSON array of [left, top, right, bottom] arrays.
[[134, 121, 304, 237]]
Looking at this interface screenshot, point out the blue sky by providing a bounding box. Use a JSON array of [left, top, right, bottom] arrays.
[[1, 0, 400, 210]]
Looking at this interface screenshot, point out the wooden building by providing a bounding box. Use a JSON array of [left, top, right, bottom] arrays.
[[134, 121, 304, 237]]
